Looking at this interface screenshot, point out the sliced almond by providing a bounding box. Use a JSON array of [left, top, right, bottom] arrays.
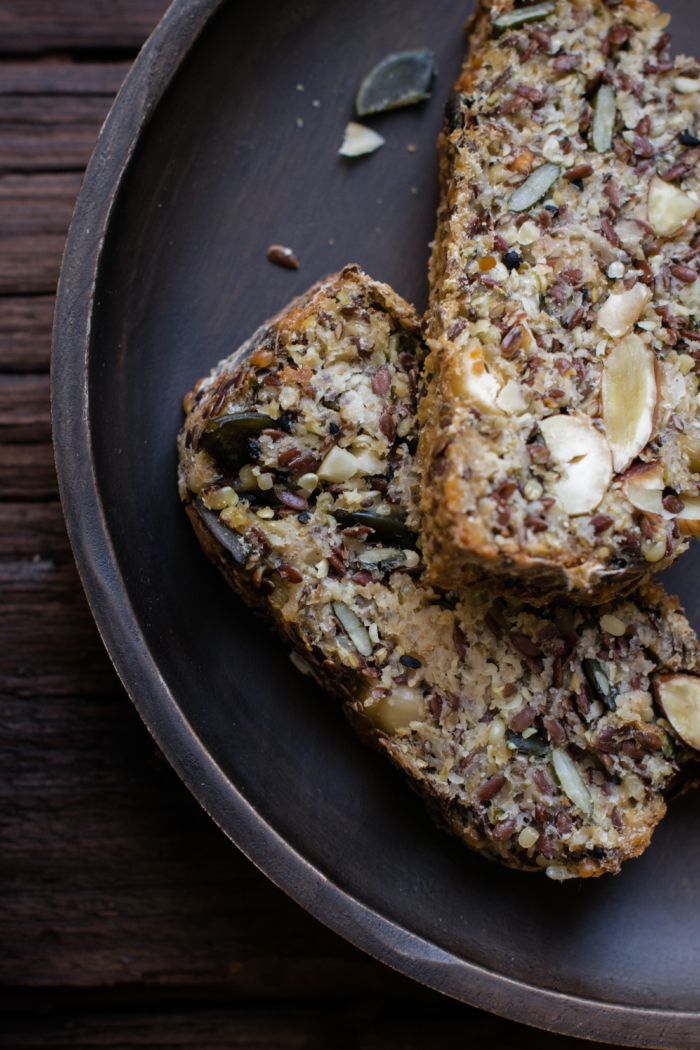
[[449, 337, 502, 413], [678, 428, 700, 472], [539, 414, 613, 516], [654, 674, 700, 750], [677, 494, 700, 536], [596, 284, 652, 339], [622, 460, 674, 519], [602, 333, 657, 472], [648, 174, 700, 238]]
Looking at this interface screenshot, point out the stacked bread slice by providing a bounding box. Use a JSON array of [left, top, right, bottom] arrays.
[[422, 0, 700, 603]]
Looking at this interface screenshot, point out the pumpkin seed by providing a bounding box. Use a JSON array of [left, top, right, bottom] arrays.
[[333, 601, 373, 657], [493, 2, 555, 30], [551, 749, 594, 816], [661, 730, 676, 759], [356, 49, 436, 116], [592, 84, 616, 153], [582, 658, 617, 710], [332, 509, 419, 550], [506, 730, 550, 756], [508, 163, 561, 212], [195, 500, 251, 564], [199, 412, 269, 475]]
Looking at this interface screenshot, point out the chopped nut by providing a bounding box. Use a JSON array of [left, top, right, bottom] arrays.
[[597, 285, 653, 339], [623, 461, 674, 519], [648, 175, 700, 237], [449, 338, 502, 412], [677, 494, 700, 536], [674, 76, 700, 94], [654, 674, 700, 749], [318, 445, 359, 483], [539, 414, 613, 515], [601, 333, 657, 472], [516, 221, 540, 245], [339, 122, 385, 157], [209, 486, 239, 510]]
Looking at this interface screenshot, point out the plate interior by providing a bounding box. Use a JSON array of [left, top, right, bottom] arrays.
[[88, 0, 700, 1015]]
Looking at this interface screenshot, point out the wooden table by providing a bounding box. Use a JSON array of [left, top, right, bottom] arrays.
[[0, 3, 620, 1046]]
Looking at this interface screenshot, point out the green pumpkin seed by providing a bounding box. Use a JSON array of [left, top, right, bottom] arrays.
[[506, 730, 550, 756], [592, 84, 616, 153], [509, 163, 561, 212], [551, 749, 594, 816], [356, 50, 436, 117], [582, 658, 617, 711], [493, 2, 555, 30], [199, 412, 269, 475], [333, 601, 373, 657], [331, 509, 419, 550], [195, 500, 251, 564]]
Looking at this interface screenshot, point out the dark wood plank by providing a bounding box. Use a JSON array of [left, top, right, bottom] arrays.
[[0, 296, 54, 372], [0, 502, 70, 556], [0, 63, 129, 174], [0, 1008, 332, 1049], [0, 1001, 612, 1049], [0, 173, 81, 293], [0, 62, 130, 94], [0, 2, 169, 53], [0, 113, 112, 174], [0, 374, 51, 442], [0, 443, 57, 500]]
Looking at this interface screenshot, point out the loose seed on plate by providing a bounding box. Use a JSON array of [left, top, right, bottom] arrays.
[[267, 245, 299, 269]]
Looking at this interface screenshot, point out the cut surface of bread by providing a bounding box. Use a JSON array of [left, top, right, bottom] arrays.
[[421, 0, 700, 604], [178, 266, 700, 880]]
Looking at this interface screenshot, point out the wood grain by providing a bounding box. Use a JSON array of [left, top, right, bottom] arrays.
[[0, 296, 55, 372], [0, 998, 614, 1049], [0, 1, 169, 53], [0, 174, 82, 293]]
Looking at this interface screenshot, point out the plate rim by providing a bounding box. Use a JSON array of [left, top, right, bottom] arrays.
[[50, 0, 700, 1043]]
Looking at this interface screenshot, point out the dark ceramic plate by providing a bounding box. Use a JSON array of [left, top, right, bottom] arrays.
[[52, 1, 700, 1045]]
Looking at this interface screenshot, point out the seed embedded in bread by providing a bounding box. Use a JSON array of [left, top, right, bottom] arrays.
[[420, 0, 700, 603], [178, 265, 700, 880]]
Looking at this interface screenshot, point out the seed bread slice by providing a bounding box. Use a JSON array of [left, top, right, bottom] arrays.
[[179, 266, 700, 880], [421, 0, 700, 604]]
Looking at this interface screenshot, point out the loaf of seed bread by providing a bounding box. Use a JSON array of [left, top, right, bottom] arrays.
[[178, 266, 700, 880], [421, 0, 700, 604]]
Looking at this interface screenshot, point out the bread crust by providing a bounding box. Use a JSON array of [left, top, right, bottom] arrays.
[[421, 0, 700, 604], [178, 266, 700, 880]]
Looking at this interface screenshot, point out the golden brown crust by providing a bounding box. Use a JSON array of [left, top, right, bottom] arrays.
[[421, 0, 700, 605], [179, 261, 700, 881]]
